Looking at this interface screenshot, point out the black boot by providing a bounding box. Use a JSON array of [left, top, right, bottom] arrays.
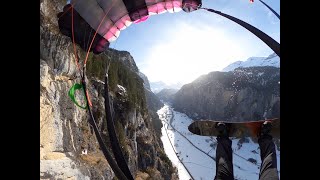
[[215, 122, 231, 139], [259, 121, 272, 138]]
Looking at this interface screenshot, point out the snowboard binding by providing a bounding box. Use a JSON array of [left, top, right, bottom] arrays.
[[215, 122, 231, 138], [259, 121, 273, 138]]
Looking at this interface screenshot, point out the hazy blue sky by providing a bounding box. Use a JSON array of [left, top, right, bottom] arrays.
[[109, 0, 280, 85]]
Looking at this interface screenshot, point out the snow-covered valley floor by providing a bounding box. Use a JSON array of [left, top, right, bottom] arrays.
[[158, 104, 280, 180]]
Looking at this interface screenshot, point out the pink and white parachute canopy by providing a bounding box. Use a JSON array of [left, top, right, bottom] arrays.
[[71, 0, 202, 43]]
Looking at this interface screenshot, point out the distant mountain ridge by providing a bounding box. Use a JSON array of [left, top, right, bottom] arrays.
[[150, 81, 183, 93], [222, 53, 279, 72], [172, 66, 280, 122], [156, 88, 178, 103]]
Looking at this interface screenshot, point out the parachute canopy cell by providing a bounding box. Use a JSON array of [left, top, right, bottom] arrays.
[[58, 0, 202, 54]]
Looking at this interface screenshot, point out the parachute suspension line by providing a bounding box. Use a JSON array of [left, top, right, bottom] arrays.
[[71, 5, 92, 106], [96, 0, 122, 36], [104, 71, 135, 180], [57, 0, 79, 19], [106, 56, 111, 73], [86, 28, 93, 53], [84, 0, 117, 65], [258, 0, 280, 20], [81, 75, 129, 180], [80, 0, 117, 106], [83, 15, 104, 65], [69, 4, 130, 180], [57, 3, 72, 19], [71, 6, 82, 73], [83, 23, 87, 52], [201, 7, 280, 57]]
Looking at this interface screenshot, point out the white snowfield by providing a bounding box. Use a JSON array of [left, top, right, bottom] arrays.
[[158, 105, 280, 180], [222, 53, 280, 72]]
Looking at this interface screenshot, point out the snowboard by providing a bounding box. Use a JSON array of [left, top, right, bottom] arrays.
[[188, 118, 280, 138]]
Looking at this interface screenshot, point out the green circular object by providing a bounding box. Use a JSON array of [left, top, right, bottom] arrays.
[[68, 83, 87, 109]]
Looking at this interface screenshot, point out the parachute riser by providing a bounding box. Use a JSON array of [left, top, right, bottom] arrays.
[[201, 7, 280, 57], [258, 0, 280, 20], [81, 77, 130, 180]]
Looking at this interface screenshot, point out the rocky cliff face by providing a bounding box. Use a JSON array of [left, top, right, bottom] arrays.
[[138, 73, 164, 145], [172, 66, 280, 122], [139, 72, 151, 91], [40, 0, 176, 179], [138, 72, 163, 114], [143, 87, 164, 136]]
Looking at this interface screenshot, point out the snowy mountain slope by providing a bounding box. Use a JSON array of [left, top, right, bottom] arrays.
[[150, 81, 183, 93], [158, 105, 280, 180], [222, 53, 280, 72]]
